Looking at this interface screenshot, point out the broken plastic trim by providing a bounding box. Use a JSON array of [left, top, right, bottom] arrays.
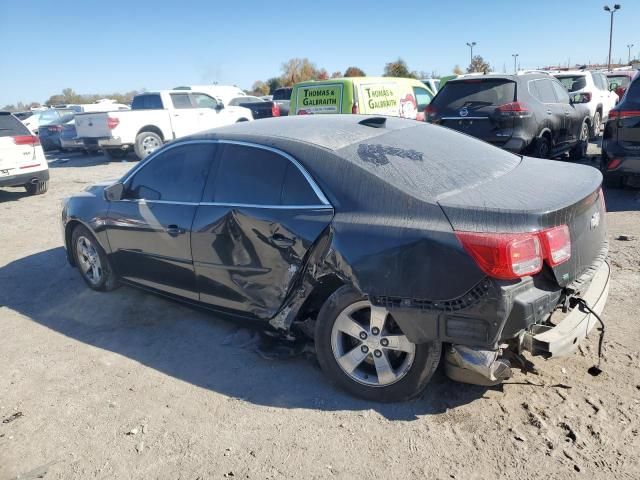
[[444, 345, 512, 386]]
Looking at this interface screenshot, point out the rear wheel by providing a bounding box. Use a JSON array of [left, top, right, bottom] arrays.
[[104, 148, 128, 160], [315, 286, 441, 402], [569, 121, 589, 160], [24, 180, 48, 195], [590, 111, 602, 140], [134, 131, 162, 160], [532, 135, 551, 159], [71, 225, 119, 291]]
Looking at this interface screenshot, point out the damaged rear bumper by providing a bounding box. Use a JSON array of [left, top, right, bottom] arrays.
[[522, 260, 610, 357]]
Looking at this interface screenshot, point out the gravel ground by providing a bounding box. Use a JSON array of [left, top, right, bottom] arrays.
[[1, 145, 639, 480]]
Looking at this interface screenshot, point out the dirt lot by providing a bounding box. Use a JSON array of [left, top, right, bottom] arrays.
[[1, 146, 639, 480]]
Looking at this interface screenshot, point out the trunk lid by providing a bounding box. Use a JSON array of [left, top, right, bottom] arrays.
[[429, 78, 517, 145], [438, 157, 605, 287], [75, 112, 111, 138], [0, 113, 35, 173]]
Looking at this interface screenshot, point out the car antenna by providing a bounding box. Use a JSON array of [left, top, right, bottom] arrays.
[[358, 117, 386, 128]]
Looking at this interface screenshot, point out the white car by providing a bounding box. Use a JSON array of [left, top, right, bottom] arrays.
[[0, 112, 49, 195], [553, 70, 618, 139], [173, 85, 246, 106], [75, 90, 253, 160]]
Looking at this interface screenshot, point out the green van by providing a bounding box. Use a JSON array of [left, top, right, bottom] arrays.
[[289, 77, 435, 121]]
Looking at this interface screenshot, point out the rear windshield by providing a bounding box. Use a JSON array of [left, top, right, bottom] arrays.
[[132, 94, 163, 110], [608, 75, 631, 88], [555, 75, 586, 92], [273, 88, 292, 101], [432, 79, 516, 109], [0, 113, 30, 137]]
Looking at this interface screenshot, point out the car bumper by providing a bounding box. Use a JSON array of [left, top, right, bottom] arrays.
[[60, 138, 85, 149], [0, 168, 49, 188], [522, 260, 610, 357], [40, 137, 61, 151], [97, 137, 125, 148]]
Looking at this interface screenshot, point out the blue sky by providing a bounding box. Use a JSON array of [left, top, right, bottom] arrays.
[[1, 0, 638, 106]]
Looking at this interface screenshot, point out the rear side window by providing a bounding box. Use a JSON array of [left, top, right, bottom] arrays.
[[555, 76, 586, 93], [127, 144, 216, 202], [281, 163, 320, 205], [529, 79, 556, 103], [608, 75, 631, 88], [213, 144, 288, 205], [0, 114, 30, 137], [412, 86, 433, 111], [170, 93, 193, 109], [131, 94, 163, 110], [432, 80, 516, 109]]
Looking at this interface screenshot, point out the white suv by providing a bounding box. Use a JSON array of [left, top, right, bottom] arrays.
[[0, 112, 49, 195], [553, 70, 618, 139]]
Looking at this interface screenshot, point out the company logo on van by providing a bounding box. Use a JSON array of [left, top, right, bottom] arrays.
[[459, 107, 469, 117]]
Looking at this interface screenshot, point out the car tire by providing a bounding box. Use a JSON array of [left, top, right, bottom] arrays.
[[24, 180, 48, 195], [590, 111, 601, 140], [71, 224, 119, 292], [532, 135, 551, 159], [104, 148, 128, 160], [134, 131, 162, 160], [314, 286, 441, 402], [569, 121, 589, 160]]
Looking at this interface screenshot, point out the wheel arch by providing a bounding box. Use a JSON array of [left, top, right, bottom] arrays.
[[537, 128, 552, 139], [136, 125, 165, 141], [64, 219, 108, 267]]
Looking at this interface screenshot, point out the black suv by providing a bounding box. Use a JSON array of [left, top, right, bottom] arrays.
[[426, 73, 591, 159], [602, 71, 640, 187]]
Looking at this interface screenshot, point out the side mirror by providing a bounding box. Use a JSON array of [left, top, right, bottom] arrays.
[[104, 182, 124, 201], [215, 103, 224, 111]]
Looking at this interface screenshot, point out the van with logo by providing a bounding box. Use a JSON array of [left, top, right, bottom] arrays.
[[289, 77, 434, 121]]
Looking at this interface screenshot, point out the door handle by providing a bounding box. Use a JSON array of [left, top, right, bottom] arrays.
[[546, 109, 552, 115], [564, 111, 570, 116], [270, 233, 295, 248], [165, 224, 186, 236]]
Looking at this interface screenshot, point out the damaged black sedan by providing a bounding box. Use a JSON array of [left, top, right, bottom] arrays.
[[61, 115, 609, 401]]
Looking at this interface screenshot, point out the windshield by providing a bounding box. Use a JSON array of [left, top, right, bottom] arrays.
[[432, 79, 516, 109], [273, 88, 292, 101], [555, 75, 587, 92], [608, 75, 631, 89]]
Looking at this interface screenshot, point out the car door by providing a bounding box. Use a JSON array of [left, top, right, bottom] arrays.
[[168, 93, 201, 137], [533, 79, 566, 147], [191, 142, 334, 319], [106, 142, 217, 299], [550, 78, 579, 144], [190, 93, 225, 131]]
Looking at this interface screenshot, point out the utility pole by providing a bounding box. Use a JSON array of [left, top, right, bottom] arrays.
[[628, 44, 634, 63], [604, 4, 621, 71], [512, 53, 519, 74], [466, 42, 476, 67]]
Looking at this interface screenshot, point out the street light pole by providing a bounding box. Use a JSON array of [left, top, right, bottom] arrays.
[[466, 42, 476, 67], [604, 4, 621, 72], [628, 43, 634, 63], [512, 53, 519, 74]]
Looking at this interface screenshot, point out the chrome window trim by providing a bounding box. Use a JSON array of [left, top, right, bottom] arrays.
[[119, 139, 331, 208], [117, 198, 331, 210]]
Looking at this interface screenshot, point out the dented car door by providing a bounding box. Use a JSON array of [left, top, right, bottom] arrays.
[[191, 142, 333, 318]]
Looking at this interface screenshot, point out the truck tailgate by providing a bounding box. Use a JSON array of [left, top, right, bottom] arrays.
[[75, 113, 111, 138]]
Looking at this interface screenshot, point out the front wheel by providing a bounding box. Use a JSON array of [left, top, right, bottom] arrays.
[[71, 225, 119, 291], [315, 286, 441, 402]]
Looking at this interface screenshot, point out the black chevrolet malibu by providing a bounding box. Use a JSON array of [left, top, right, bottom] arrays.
[[61, 115, 609, 401]]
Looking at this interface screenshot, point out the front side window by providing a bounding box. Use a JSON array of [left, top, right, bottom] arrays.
[[551, 80, 570, 104], [191, 93, 218, 109], [211, 144, 320, 206], [170, 93, 193, 109], [126, 144, 216, 202], [412, 87, 433, 111]]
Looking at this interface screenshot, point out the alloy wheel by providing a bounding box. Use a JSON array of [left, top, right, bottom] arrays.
[[76, 236, 102, 285], [330, 301, 416, 387]]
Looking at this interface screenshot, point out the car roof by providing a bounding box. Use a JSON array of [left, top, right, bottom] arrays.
[[447, 73, 550, 83], [553, 70, 589, 76]]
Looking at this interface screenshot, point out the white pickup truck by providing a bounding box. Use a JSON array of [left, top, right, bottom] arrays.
[[75, 90, 253, 160]]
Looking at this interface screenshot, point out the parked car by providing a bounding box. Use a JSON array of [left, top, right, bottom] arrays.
[[22, 108, 74, 135], [272, 87, 292, 116], [60, 119, 91, 153], [62, 115, 608, 401], [74, 90, 253, 160], [426, 73, 591, 159], [553, 70, 618, 139], [289, 77, 433, 120], [606, 70, 637, 101], [0, 112, 49, 195], [14, 111, 34, 121], [173, 85, 246, 106], [602, 71, 640, 187], [38, 111, 75, 152], [227, 95, 281, 119], [260, 95, 274, 101]]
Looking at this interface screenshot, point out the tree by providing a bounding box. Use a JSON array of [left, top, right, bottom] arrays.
[[316, 68, 329, 80], [331, 71, 342, 78], [466, 56, 492, 74], [266, 77, 282, 94], [383, 58, 417, 78], [280, 58, 318, 86], [453, 65, 464, 75], [344, 66, 366, 77], [250, 81, 269, 96]]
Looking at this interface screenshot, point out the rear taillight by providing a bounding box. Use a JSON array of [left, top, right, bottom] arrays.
[[540, 225, 571, 266], [13, 135, 40, 146], [47, 125, 62, 132], [608, 109, 640, 120], [425, 104, 437, 123], [495, 102, 530, 117], [457, 226, 572, 280], [606, 158, 622, 170], [271, 103, 281, 117], [352, 103, 359, 114], [107, 116, 120, 129]]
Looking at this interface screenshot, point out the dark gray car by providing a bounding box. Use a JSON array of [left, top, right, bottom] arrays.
[[61, 115, 609, 401]]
